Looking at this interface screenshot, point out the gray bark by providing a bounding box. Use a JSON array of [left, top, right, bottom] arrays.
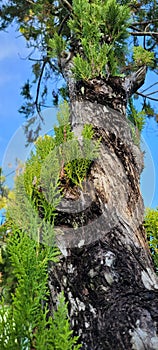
[[48, 59, 158, 349]]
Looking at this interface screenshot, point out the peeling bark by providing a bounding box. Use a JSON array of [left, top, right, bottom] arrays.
[[48, 59, 158, 349]]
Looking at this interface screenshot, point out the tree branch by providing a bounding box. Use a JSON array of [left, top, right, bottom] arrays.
[[130, 31, 158, 37], [26, 0, 35, 4], [58, 13, 70, 35], [124, 66, 147, 97], [34, 59, 47, 119], [60, 0, 73, 13], [29, 57, 45, 62], [136, 91, 158, 101], [141, 82, 158, 94], [145, 90, 158, 97], [131, 19, 158, 26]]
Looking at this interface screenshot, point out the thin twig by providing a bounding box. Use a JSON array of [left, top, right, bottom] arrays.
[[145, 90, 158, 97], [143, 33, 146, 50], [58, 13, 70, 35], [26, 0, 35, 4], [131, 19, 158, 26], [61, 0, 73, 12], [35, 59, 47, 119], [130, 32, 158, 36], [136, 91, 158, 101], [141, 82, 158, 93], [18, 48, 36, 60], [29, 57, 45, 62], [130, 25, 141, 31], [146, 42, 157, 51], [144, 24, 151, 50]]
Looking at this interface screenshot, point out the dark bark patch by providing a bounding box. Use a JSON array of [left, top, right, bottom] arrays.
[[76, 77, 127, 115], [49, 236, 158, 349]]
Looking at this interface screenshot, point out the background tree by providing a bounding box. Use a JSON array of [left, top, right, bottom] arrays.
[[0, 0, 158, 349]]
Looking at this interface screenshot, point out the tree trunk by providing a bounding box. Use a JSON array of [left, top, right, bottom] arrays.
[[48, 60, 158, 349]]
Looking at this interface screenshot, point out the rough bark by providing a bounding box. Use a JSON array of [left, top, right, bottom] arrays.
[[48, 59, 158, 349]]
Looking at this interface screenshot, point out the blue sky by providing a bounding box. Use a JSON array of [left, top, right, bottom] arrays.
[[0, 27, 158, 209]]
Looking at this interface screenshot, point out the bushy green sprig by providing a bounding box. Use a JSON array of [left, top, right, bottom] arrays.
[[127, 98, 146, 145], [0, 230, 80, 349], [133, 46, 155, 67], [63, 124, 101, 188], [67, 0, 130, 79], [144, 208, 158, 272], [23, 103, 101, 204]]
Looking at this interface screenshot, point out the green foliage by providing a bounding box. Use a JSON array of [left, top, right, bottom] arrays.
[[22, 103, 69, 220], [0, 169, 14, 211], [127, 98, 146, 145], [63, 124, 101, 188], [127, 98, 146, 132], [23, 133, 61, 223], [67, 0, 130, 79], [71, 54, 95, 81], [143, 101, 158, 122], [0, 104, 84, 347], [133, 46, 155, 67], [0, 229, 16, 304], [144, 208, 158, 272], [48, 0, 130, 79], [82, 124, 94, 139], [0, 170, 8, 210], [54, 101, 73, 146], [63, 139, 91, 188], [21, 103, 71, 222], [23, 103, 100, 201], [20, 80, 32, 100], [49, 33, 66, 59], [47, 292, 81, 350], [32, 62, 42, 82], [1, 107, 101, 262], [0, 230, 80, 349], [1, 102, 100, 244]]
